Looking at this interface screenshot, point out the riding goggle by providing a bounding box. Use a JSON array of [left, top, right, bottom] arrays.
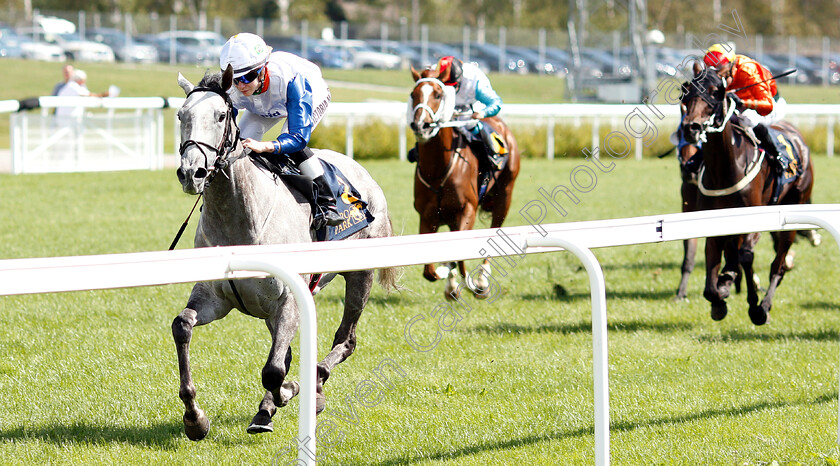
[[234, 67, 263, 85]]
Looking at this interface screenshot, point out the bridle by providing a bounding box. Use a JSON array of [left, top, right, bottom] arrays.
[[178, 86, 241, 184], [681, 76, 737, 144], [683, 75, 763, 197]]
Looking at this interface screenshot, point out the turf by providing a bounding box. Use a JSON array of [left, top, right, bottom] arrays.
[[0, 156, 839, 464]]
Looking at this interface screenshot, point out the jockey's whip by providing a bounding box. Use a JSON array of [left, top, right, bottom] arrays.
[[169, 194, 203, 250], [729, 68, 797, 93]]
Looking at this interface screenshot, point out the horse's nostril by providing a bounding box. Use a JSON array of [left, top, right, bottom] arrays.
[[410, 122, 418, 132], [176, 167, 187, 183], [689, 122, 702, 132], [195, 167, 208, 179]]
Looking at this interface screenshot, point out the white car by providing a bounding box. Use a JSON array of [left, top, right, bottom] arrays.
[[0, 29, 64, 62], [320, 39, 403, 70], [52, 32, 115, 62]]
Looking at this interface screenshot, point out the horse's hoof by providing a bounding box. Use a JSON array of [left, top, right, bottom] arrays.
[[247, 410, 274, 434], [711, 302, 728, 321], [784, 250, 796, 271], [316, 392, 326, 415], [278, 381, 300, 407], [183, 409, 210, 441], [472, 285, 491, 300], [749, 305, 769, 326], [810, 231, 822, 247], [444, 287, 460, 301]]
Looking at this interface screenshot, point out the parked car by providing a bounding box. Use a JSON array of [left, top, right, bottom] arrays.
[[364, 39, 422, 68], [263, 35, 349, 69], [149, 30, 225, 65], [319, 39, 402, 69], [0, 29, 24, 58], [580, 48, 632, 78], [753, 53, 810, 85], [456, 41, 530, 74], [0, 28, 64, 62], [18, 29, 115, 62], [85, 28, 158, 64], [508, 45, 564, 75]]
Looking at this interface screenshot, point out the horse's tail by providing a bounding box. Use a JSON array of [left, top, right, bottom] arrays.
[[376, 214, 403, 292]]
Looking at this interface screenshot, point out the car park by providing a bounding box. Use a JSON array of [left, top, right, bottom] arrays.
[[85, 28, 158, 64], [263, 35, 349, 69], [508, 45, 564, 75], [319, 39, 402, 69], [150, 30, 225, 65], [0, 27, 64, 62], [457, 41, 529, 74], [364, 39, 423, 69]]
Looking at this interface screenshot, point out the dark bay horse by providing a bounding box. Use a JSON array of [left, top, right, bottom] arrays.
[[173, 68, 398, 440], [681, 64, 814, 325], [409, 67, 520, 299]]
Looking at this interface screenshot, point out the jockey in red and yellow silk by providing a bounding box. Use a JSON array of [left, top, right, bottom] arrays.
[[703, 43, 790, 172]]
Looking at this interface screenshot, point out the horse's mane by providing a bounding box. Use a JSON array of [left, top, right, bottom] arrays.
[[197, 71, 226, 95]]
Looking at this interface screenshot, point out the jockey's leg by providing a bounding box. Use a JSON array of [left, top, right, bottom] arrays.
[[289, 148, 344, 229], [752, 123, 790, 173], [471, 122, 506, 170], [407, 144, 418, 163]]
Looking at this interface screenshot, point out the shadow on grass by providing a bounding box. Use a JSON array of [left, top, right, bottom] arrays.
[[369, 391, 838, 465], [802, 301, 840, 311], [0, 412, 265, 449], [0, 421, 184, 449], [468, 319, 694, 336], [696, 328, 840, 343], [519, 287, 678, 302]]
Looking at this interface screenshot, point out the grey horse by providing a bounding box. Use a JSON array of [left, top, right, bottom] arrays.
[[173, 68, 398, 440]]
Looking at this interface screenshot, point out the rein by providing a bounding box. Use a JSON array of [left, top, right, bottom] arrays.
[[170, 86, 242, 251]]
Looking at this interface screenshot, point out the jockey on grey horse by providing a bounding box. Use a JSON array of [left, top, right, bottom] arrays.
[[220, 32, 343, 229]]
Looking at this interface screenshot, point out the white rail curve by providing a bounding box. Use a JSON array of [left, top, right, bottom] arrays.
[[1, 204, 839, 465]]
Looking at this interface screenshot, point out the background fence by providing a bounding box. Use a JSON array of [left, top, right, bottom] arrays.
[[4, 97, 840, 173]]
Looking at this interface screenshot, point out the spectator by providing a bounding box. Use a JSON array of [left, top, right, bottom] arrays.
[[55, 69, 107, 119], [51, 64, 74, 96]]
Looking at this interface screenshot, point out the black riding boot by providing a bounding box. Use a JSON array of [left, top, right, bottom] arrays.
[[312, 175, 345, 229], [407, 144, 418, 163], [478, 124, 505, 170], [753, 123, 790, 173]]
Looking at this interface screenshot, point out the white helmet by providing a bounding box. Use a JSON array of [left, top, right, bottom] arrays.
[[220, 33, 272, 77]]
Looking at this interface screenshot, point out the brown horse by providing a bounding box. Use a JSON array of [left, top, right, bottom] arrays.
[[681, 64, 814, 324], [409, 67, 520, 299]]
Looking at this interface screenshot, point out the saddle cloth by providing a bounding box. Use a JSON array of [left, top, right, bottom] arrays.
[[463, 131, 509, 201], [251, 153, 374, 241]]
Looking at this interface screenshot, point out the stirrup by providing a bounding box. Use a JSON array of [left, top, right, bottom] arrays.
[[312, 204, 344, 230], [488, 153, 505, 171]]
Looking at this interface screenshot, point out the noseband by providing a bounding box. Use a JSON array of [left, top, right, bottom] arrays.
[[179, 86, 241, 182]]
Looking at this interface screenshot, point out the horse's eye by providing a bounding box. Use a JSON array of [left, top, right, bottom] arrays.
[[218, 113, 225, 122], [434, 92, 442, 99]]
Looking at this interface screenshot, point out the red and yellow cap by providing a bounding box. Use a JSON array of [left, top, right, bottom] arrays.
[[703, 43, 735, 68]]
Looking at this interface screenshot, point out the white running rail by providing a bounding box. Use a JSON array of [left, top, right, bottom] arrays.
[[0, 204, 839, 465]]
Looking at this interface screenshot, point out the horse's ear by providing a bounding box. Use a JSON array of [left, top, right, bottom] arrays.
[[222, 65, 234, 91], [693, 61, 703, 77], [177, 72, 194, 95], [411, 66, 421, 82]]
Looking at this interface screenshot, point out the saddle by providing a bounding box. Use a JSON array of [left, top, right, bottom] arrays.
[[250, 152, 374, 241], [730, 121, 806, 204]]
